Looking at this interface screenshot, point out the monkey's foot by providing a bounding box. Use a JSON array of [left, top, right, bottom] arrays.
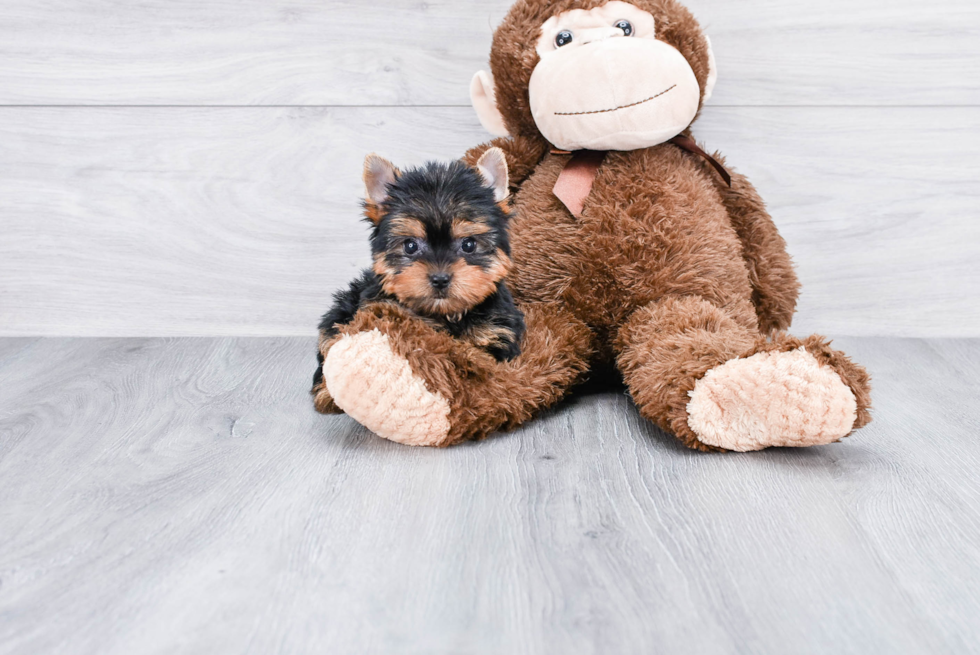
[[686, 347, 857, 452], [324, 329, 452, 447]]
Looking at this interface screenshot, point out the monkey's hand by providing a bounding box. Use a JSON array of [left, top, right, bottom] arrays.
[[321, 301, 591, 447]]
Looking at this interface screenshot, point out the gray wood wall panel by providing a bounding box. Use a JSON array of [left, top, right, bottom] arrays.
[[1, 106, 977, 337], [1, 0, 978, 337], [0, 0, 977, 106], [1, 336, 978, 654]]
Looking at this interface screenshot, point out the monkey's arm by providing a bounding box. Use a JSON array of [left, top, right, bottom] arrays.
[[312, 270, 383, 413], [712, 156, 801, 333], [463, 136, 549, 192]]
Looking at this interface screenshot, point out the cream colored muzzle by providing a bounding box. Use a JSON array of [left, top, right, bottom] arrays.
[[529, 37, 701, 151]]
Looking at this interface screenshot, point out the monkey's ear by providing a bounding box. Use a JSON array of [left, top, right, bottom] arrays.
[[475, 147, 510, 202], [363, 153, 398, 208], [703, 36, 718, 103], [470, 71, 510, 137]]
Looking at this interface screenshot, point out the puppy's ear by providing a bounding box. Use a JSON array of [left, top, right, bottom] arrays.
[[475, 147, 509, 202], [363, 154, 399, 221]]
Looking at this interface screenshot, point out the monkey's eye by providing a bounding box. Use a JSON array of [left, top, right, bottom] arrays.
[[615, 20, 634, 36], [555, 30, 574, 47], [403, 239, 419, 255], [460, 237, 477, 254]]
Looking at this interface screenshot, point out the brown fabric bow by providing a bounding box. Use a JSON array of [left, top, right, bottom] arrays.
[[552, 136, 732, 218]]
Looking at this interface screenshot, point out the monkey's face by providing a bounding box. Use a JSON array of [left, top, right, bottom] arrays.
[[530, 2, 703, 150], [471, 0, 717, 152]]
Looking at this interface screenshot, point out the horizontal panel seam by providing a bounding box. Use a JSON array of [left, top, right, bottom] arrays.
[[0, 104, 976, 109]]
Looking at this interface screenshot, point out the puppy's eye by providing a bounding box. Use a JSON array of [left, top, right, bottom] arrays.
[[403, 239, 419, 255], [615, 20, 633, 36], [461, 237, 477, 254], [555, 30, 573, 47]]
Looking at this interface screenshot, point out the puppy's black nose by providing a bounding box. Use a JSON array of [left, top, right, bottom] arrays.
[[429, 273, 452, 290]]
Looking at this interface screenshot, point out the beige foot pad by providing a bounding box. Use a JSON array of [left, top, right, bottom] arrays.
[[324, 329, 451, 447], [687, 347, 857, 452]]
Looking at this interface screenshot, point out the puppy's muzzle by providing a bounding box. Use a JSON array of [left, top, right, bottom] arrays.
[[429, 272, 452, 293]]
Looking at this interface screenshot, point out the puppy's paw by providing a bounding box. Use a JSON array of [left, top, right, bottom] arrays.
[[311, 379, 344, 415], [687, 347, 857, 452], [324, 329, 452, 447]]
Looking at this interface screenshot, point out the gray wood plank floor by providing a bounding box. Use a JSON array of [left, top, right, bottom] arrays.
[[1, 337, 978, 654]]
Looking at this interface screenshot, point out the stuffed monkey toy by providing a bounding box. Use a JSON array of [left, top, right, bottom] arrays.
[[314, 0, 872, 451]]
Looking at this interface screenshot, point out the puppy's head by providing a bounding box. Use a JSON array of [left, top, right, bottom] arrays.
[[362, 148, 512, 316]]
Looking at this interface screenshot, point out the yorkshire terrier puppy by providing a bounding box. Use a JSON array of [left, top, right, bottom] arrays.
[[312, 148, 525, 400]]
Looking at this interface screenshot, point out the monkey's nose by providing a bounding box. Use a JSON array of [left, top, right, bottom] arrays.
[[429, 273, 452, 290]]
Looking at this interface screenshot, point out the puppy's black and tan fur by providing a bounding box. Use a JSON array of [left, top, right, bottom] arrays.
[[312, 149, 525, 399]]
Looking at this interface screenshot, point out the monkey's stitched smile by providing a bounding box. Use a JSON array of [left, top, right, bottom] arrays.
[[554, 84, 677, 116]]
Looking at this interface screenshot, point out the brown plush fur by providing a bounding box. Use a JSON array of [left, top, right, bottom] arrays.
[[313, 332, 344, 414], [320, 0, 871, 448], [335, 301, 593, 445], [710, 158, 801, 333]]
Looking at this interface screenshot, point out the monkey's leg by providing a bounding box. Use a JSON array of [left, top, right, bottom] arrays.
[[322, 302, 594, 447], [615, 296, 872, 452]]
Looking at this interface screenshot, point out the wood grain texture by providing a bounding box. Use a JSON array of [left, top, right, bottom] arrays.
[[0, 0, 977, 106], [0, 336, 978, 654], [0, 106, 977, 337]]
